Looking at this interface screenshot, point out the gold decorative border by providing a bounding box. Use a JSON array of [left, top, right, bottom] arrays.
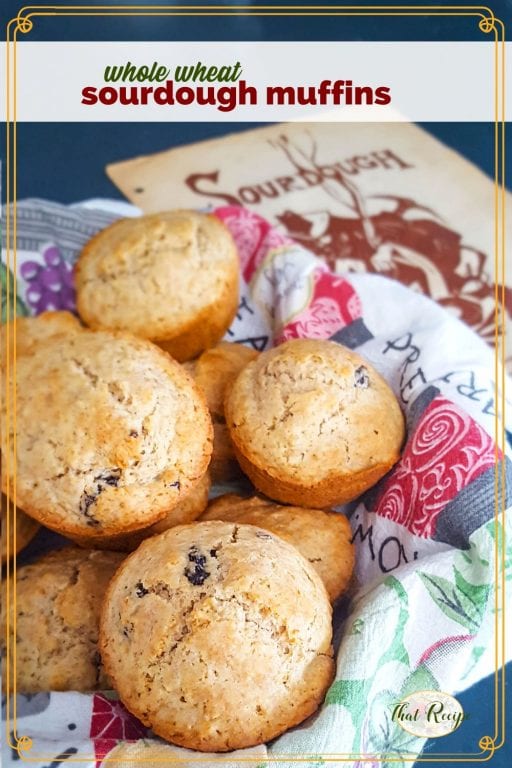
[[2, 3, 506, 763]]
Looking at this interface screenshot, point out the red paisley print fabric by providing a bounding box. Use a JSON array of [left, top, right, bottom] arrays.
[[214, 205, 292, 282], [90, 694, 147, 741], [374, 396, 499, 537], [277, 268, 362, 342]]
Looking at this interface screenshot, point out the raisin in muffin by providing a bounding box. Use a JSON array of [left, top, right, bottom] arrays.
[[73, 471, 211, 551], [100, 521, 334, 751], [201, 494, 354, 602]]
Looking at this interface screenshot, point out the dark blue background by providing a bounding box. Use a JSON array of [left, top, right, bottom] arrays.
[[1, 1, 510, 765]]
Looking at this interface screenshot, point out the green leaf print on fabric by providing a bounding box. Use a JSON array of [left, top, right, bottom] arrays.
[[380, 576, 410, 667], [364, 689, 423, 765], [326, 576, 410, 753], [453, 568, 489, 624], [486, 520, 512, 581], [1, 262, 28, 323], [350, 618, 364, 635], [325, 678, 367, 708], [399, 663, 438, 699], [369, 665, 437, 765], [419, 573, 476, 631], [419, 570, 490, 632]]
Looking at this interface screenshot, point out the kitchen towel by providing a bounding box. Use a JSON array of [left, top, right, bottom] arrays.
[[1, 199, 510, 767]]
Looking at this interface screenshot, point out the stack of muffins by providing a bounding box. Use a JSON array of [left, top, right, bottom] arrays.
[[1, 210, 405, 752]]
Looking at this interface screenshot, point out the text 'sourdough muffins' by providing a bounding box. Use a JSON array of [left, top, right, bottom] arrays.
[[1, 329, 212, 540], [75, 211, 239, 361], [1, 548, 124, 692], [225, 339, 405, 507], [201, 494, 354, 602], [100, 521, 334, 752]]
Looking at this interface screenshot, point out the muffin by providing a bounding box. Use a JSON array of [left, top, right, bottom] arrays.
[[225, 339, 405, 507], [103, 740, 266, 766], [100, 521, 334, 751], [187, 342, 259, 482], [1, 329, 213, 541], [1, 548, 124, 692], [201, 494, 354, 602], [72, 471, 211, 552], [75, 211, 239, 361], [0, 310, 82, 362], [190, 342, 260, 417], [1, 493, 39, 564]]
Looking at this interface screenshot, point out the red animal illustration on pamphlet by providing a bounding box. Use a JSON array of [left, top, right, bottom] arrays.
[[272, 133, 509, 351]]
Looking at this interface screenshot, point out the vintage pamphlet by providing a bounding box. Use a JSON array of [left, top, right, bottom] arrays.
[[107, 122, 511, 369]]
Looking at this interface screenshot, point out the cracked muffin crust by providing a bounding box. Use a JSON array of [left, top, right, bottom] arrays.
[[1, 548, 124, 692], [201, 494, 354, 603], [225, 338, 405, 507], [187, 342, 259, 482], [1, 329, 213, 540], [75, 211, 240, 362], [1, 311, 83, 363], [74, 471, 212, 552], [100, 521, 334, 752], [0, 494, 39, 564]]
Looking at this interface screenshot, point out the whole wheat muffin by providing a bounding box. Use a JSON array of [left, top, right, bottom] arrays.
[[225, 339, 405, 507], [201, 494, 354, 602], [187, 342, 259, 482], [1, 329, 213, 540], [75, 211, 239, 361], [103, 740, 266, 766], [0, 310, 83, 363], [100, 521, 334, 751], [0, 494, 39, 564], [1, 548, 124, 692]]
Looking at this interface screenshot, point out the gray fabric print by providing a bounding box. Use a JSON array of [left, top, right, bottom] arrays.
[[2, 692, 51, 720]]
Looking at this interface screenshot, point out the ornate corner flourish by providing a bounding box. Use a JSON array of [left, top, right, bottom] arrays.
[[478, 10, 496, 34], [13, 9, 34, 35], [478, 734, 496, 758], [15, 733, 33, 758]]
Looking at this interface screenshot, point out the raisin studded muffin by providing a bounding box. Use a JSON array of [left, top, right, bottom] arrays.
[[100, 521, 334, 751], [186, 342, 259, 483], [1, 548, 124, 692], [1, 329, 212, 541], [75, 211, 239, 361], [201, 494, 354, 602], [73, 471, 211, 552], [224, 338, 405, 507]]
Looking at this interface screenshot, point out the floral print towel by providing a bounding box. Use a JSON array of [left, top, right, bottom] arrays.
[[1, 200, 510, 767]]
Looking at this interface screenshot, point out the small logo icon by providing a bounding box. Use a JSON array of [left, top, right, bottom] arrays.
[[391, 690, 467, 738]]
